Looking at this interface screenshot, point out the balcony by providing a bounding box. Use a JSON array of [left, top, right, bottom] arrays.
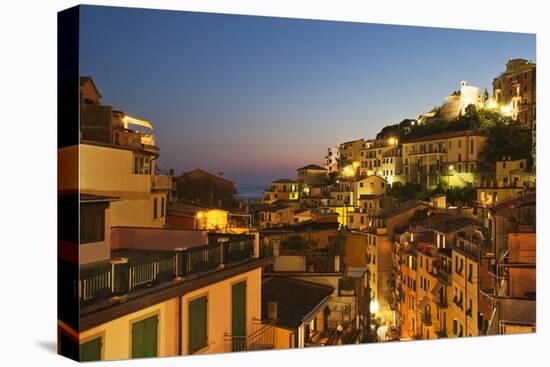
[[224, 319, 275, 352], [79, 239, 256, 308]]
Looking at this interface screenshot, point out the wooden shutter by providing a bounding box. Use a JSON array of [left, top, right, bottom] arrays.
[[80, 337, 102, 361], [232, 281, 247, 337], [132, 315, 158, 358], [188, 296, 208, 354]]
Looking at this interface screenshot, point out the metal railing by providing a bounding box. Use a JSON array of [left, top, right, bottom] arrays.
[[79, 239, 255, 307], [224, 319, 275, 352], [79, 263, 112, 304]]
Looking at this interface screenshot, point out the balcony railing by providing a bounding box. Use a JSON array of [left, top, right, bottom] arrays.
[[224, 319, 275, 352], [79, 239, 256, 307]]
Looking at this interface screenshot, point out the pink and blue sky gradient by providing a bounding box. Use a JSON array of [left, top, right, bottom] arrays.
[[79, 5, 535, 187]]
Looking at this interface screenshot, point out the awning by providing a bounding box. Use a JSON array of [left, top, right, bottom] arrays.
[[123, 115, 154, 130], [302, 295, 331, 324]]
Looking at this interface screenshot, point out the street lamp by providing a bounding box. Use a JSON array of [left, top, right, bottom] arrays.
[[370, 300, 380, 314]]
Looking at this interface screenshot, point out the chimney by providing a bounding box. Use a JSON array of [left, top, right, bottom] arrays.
[[268, 302, 278, 321]]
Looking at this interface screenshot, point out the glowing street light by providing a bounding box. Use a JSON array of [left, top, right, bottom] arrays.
[[370, 300, 379, 314]]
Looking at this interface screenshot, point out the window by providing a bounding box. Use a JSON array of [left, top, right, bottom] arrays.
[[80, 204, 106, 244], [453, 319, 458, 335], [132, 315, 158, 358], [80, 337, 102, 362], [189, 296, 208, 354], [160, 197, 165, 217], [470, 139, 474, 154], [458, 153, 462, 162], [153, 198, 158, 219], [468, 263, 473, 283]]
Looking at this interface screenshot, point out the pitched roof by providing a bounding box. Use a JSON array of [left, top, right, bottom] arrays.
[[79, 76, 102, 98], [403, 130, 487, 144], [297, 164, 327, 171], [490, 193, 536, 214], [180, 168, 235, 185], [260, 220, 339, 234], [262, 277, 333, 329], [168, 201, 216, 214], [272, 178, 296, 184], [375, 201, 425, 220], [431, 217, 473, 234]]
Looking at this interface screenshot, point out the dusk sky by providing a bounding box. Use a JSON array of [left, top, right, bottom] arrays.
[[79, 5, 535, 188]]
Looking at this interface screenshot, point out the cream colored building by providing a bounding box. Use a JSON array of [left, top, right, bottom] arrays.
[[324, 147, 339, 173], [354, 175, 388, 200], [264, 179, 299, 203], [359, 139, 393, 177], [59, 141, 168, 228], [339, 139, 366, 176], [402, 130, 489, 189], [440, 81, 485, 121]]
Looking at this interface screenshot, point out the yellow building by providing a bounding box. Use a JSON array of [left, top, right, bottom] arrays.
[[354, 175, 388, 200], [398, 230, 453, 340], [258, 205, 294, 229], [264, 179, 299, 203], [451, 233, 485, 338], [381, 146, 405, 185], [59, 224, 273, 361], [339, 139, 366, 174], [359, 139, 395, 177], [402, 130, 489, 189], [59, 141, 168, 228], [296, 164, 328, 190]]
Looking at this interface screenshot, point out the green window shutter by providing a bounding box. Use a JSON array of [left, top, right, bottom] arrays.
[[132, 315, 158, 358], [188, 296, 208, 354], [80, 337, 102, 362], [232, 281, 247, 337]]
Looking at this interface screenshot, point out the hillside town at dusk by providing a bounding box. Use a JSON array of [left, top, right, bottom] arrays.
[[58, 55, 536, 360]]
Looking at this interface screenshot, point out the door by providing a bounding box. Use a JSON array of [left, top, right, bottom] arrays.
[[80, 337, 102, 361], [232, 280, 247, 351], [132, 315, 158, 358]]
